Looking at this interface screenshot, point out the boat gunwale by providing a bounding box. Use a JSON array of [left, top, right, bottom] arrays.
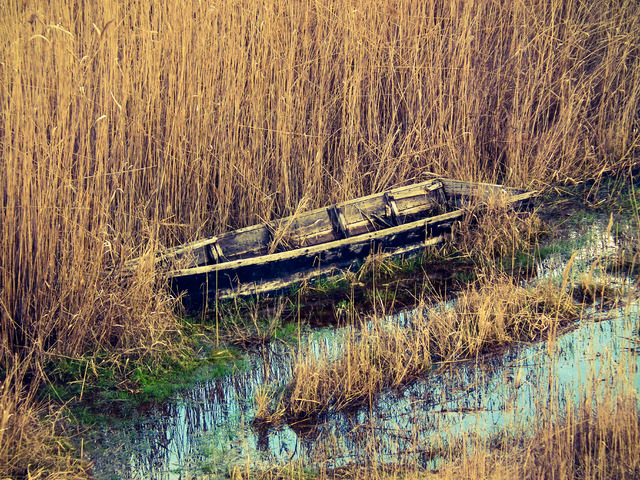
[[167, 190, 536, 279], [159, 178, 530, 261], [159, 178, 446, 258]]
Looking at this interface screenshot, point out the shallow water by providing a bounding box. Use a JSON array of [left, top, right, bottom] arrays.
[[86, 217, 640, 479]]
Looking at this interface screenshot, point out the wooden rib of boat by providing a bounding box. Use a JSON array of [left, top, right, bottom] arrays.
[[148, 178, 535, 304]]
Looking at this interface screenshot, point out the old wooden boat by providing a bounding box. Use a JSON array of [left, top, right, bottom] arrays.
[[148, 178, 535, 304]]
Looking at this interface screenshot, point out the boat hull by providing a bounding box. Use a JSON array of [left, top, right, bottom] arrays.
[[157, 179, 536, 305]]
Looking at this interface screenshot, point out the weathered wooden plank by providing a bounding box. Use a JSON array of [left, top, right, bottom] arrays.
[[132, 179, 448, 269], [340, 201, 386, 235], [393, 195, 441, 219], [131, 178, 536, 304], [217, 227, 271, 259], [338, 185, 445, 230], [168, 209, 464, 296], [288, 229, 336, 248], [182, 234, 447, 303], [166, 180, 532, 269], [278, 216, 334, 245], [439, 178, 522, 207]]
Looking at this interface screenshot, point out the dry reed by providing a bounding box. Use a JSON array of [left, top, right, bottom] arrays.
[[253, 397, 640, 479], [452, 192, 543, 267], [2, 0, 639, 365], [256, 275, 577, 423], [0, 356, 90, 479], [405, 395, 640, 480], [1, 0, 640, 475]]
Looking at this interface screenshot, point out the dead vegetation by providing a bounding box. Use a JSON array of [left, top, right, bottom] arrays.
[[254, 275, 577, 424], [284, 393, 639, 480], [452, 193, 545, 267], [1, 0, 640, 476], [0, 356, 91, 480], [2, 0, 639, 368], [402, 394, 640, 480]]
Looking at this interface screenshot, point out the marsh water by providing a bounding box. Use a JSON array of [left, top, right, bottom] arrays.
[[86, 218, 640, 479]]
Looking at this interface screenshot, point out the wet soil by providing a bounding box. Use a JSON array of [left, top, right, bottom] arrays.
[[217, 258, 477, 328]]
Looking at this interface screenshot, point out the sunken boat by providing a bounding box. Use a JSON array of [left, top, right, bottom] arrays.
[[147, 178, 535, 304]]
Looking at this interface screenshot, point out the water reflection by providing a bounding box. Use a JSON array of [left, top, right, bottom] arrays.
[[87, 216, 639, 479], [87, 302, 639, 479]]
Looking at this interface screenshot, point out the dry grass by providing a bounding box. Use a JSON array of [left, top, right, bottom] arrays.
[[0, 357, 91, 479], [283, 316, 433, 420], [251, 393, 640, 480], [255, 275, 577, 424], [217, 297, 290, 349], [426, 276, 577, 360], [252, 306, 638, 480], [1, 0, 640, 475], [401, 394, 640, 480], [522, 395, 640, 480], [452, 192, 544, 267], [2, 0, 639, 362], [575, 275, 623, 305]]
